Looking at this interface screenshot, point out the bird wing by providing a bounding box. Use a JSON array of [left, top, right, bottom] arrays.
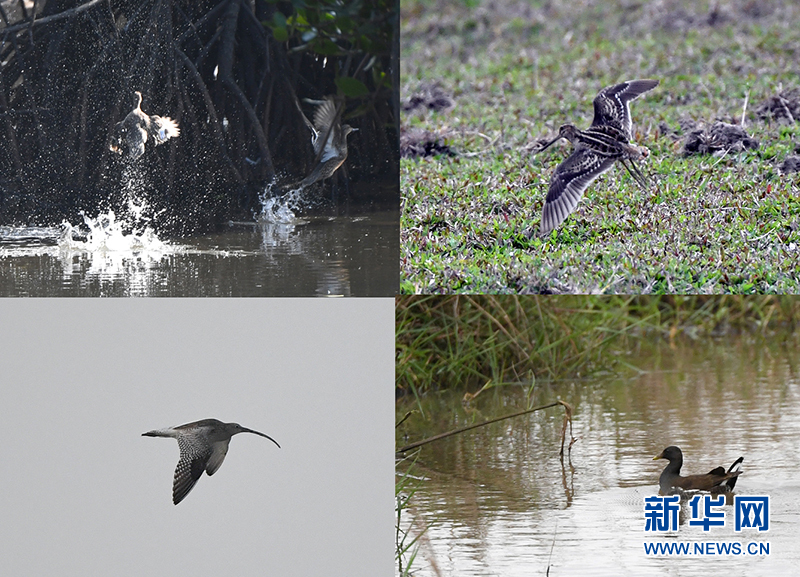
[[310, 97, 340, 157], [590, 79, 659, 139], [148, 115, 180, 145], [173, 434, 211, 505], [540, 148, 617, 234], [312, 97, 337, 134], [205, 440, 231, 476], [319, 143, 339, 163], [674, 470, 741, 492]]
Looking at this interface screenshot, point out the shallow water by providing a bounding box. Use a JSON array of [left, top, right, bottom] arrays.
[[0, 211, 398, 296], [396, 337, 800, 576]]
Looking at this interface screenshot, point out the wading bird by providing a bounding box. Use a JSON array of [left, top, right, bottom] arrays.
[[654, 445, 743, 495], [292, 96, 357, 189], [143, 419, 280, 505], [537, 79, 658, 234], [109, 91, 180, 161]]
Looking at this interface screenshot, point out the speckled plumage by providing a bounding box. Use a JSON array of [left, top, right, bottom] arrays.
[[537, 79, 658, 234], [143, 419, 279, 505], [590, 79, 659, 138]]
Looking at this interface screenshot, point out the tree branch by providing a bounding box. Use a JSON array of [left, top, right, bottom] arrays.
[[217, 0, 274, 177], [1, 0, 104, 35]]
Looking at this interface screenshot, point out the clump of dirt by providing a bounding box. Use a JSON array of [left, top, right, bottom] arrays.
[[656, 121, 681, 141], [511, 274, 578, 295], [756, 88, 800, 124], [779, 155, 800, 174], [647, 6, 711, 31], [635, 0, 777, 35], [401, 127, 455, 158], [681, 120, 759, 156], [403, 83, 456, 114]]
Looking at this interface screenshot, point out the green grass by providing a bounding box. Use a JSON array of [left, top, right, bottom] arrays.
[[396, 295, 800, 394], [395, 452, 425, 576], [400, 0, 800, 293]]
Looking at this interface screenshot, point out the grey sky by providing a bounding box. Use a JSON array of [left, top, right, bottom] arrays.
[[0, 298, 393, 576]]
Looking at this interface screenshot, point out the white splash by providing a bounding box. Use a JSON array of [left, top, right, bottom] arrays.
[[56, 209, 183, 286], [55, 164, 186, 288], [259, 180, 303, 224], [260, 196, 298, 223]]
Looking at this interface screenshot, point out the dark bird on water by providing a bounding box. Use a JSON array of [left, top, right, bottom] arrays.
[[536, 79, 659, 234], [654, 445, 743, 496], [143, 419, 280, 505], [109, 91, 180, 161], [292, 96, 357, 189]]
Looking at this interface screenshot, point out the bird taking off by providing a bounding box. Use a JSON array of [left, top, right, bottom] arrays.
[[537, 79, 658, 235], [292, 95, 357, 189], [109, 91, 180, 161], [143, 419, 280, 505]]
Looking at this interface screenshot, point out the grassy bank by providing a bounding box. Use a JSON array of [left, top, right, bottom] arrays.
[[396, 295, 800, 393], [401, 0, 800, 293]]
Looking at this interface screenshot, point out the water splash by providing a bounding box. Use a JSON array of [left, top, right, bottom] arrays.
[[54, 209, 182, 291], [258, 179, 321, 224], [60, 210, 166, 252], [53, 163, 185, 287], [260, 195, 298, 223]]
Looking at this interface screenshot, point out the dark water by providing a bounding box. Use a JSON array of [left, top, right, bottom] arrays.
[[396, 336, 800, 576], [0, 212, 398, 296]]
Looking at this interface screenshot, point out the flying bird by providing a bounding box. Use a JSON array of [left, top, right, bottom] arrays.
[[537, 79, 659, 234], [143, 419, 280, 505], [110, 91, 180, 160], [291, 96, 357, 189]]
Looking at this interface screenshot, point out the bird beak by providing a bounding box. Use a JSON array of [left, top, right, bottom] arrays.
[[242, 428, 281, 449], [653, 452, 664, 460], [536, 135, 561, 154]]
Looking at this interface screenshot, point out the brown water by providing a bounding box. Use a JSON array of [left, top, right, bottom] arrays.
[[0, 212, 398, 296], [396, 336, 800, 576]]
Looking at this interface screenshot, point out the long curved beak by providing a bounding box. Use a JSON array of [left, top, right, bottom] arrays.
[[243, 428, 281, 448]]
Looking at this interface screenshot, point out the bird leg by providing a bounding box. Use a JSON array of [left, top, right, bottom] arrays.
[[620, 158, 650, 192]]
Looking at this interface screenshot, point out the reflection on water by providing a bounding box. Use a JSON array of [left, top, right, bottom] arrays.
[[396, 337, 800, 576], [1, 166, 398, 295], [0, 210, 398, 296]]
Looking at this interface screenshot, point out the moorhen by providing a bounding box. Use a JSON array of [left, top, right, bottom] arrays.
[[654, 445, 743, 495]]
